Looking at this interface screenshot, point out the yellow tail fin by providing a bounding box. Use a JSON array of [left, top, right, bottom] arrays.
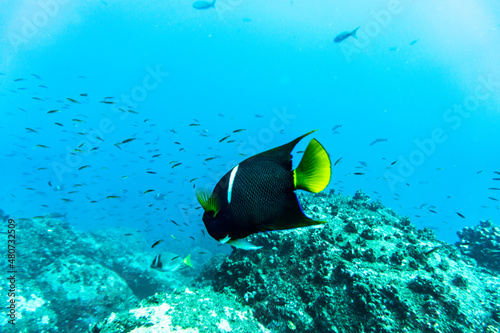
[[183, 254, 192, 268], [293, 139, 331, 193]]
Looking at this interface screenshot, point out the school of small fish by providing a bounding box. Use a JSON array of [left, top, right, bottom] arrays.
[[3, 67, 499, 264]]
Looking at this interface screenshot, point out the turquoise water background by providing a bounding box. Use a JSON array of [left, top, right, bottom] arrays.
[[1, 0, 500, 250]]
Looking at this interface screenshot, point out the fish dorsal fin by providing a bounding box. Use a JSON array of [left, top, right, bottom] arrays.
[[245, 130, 317, 167], [293, 139, 331, 193], [157, 254, 162, 269], [151, 254, 162, 269], [195, 189, 221, 217], [227, 238, 263, 250]]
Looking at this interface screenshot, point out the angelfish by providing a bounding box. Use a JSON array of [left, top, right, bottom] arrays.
[[196, 130, 331, 250]]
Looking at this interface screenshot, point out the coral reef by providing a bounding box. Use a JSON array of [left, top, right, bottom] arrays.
[[89, 286, 268, 333], [5, 190, 500, 332], [195, 190, 500, 332], [1, 216, 199, 333], [456, 219, 500, 273]]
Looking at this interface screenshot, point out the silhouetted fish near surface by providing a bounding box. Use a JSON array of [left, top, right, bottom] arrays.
[[196, 130, 331, 250], [334, 26, 360, 43], [193, 0, 215, 9], [369, 138, 388, 146]]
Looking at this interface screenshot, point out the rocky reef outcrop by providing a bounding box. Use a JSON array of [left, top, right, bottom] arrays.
[[89, 286, 268, 333], [456, 219, 500, 273], [5, 190, 500, 333], [1, 215, 199, 333], [194, 191, 500, 332]]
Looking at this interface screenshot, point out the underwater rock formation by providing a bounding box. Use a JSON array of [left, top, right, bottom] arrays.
[[193, 190, 500, 332], [0, 215, 197, 333], [89, 286, 268, 333], [92, 190, 500, 333], [6, 190, 500, 332], [457, 219, 500, 273]]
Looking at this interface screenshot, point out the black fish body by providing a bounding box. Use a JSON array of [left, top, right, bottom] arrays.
[[207, 157, 306, 240], [196, 130, 331, 249]]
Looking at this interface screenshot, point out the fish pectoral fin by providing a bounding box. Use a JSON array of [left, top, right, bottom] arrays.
[[219, 234, 231, 243], [227, 238, 262, 250], [267, 214, 327, 231], [261, 193, 327, 231], [293, 139, 331, 193], [196, 188, 221, 217]]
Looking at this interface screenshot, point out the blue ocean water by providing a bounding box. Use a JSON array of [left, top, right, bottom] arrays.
[[1, 0, 500, 252]]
